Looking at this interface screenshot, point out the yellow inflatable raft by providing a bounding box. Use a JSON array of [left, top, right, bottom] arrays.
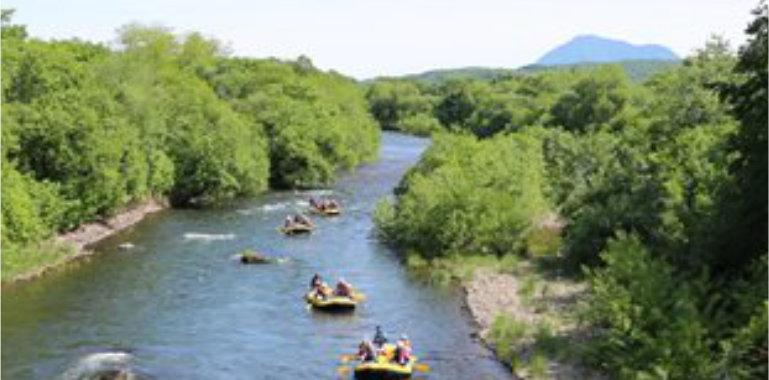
[[354, 349, 415, 379], [305, 291, 356, 311], [310, 205, 341, 216], [279, 223, 314, 235]]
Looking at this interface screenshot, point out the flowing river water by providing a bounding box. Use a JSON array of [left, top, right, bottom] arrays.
[[2, 133, 510, 380]]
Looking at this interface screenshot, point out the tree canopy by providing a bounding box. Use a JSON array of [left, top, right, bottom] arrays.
[[1, 13, 379, 276]]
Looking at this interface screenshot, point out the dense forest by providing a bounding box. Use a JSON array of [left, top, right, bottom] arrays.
[[0, 10, 379, 277], [364, 60, 674, 137], [374, 4, 767, 378], [516, 59, 680, 82]]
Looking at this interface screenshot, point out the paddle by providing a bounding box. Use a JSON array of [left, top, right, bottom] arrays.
[[352, 291, 367, 302], [413, 362, 431, 372], [336, 365, 351, 376], [339, 354, 358, 363]]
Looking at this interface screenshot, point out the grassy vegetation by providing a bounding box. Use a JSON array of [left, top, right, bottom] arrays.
[[1, 240, 74, 281], [486, 312, 577, 379], [404, 252, 520, 286]]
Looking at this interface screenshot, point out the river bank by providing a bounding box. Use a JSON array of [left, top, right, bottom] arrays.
[[462, 263, 602, 379], [3, 198, 166, 286]]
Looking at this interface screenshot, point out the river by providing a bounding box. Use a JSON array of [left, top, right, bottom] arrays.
[[2, 132, 510, 380]]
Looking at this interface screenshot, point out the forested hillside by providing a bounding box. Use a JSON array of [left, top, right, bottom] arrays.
[[517, 59, 680, 82], [383, 67, 515, 85], [375, 4, 767, 378], [1, 11, 379, 277], [369, 59, 678, 86], [364, 59, 683, 136]]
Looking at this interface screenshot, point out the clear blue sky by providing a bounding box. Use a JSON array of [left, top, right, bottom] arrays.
[[4, 0, 759, 79]]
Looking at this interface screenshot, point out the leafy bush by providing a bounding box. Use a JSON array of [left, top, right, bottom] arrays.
[[378, 132, 550, 258], [581, 233, 714, 378]]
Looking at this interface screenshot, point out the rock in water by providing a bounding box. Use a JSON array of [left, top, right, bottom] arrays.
[[239, 250, 270, 264], [61, 351, 146, 380]]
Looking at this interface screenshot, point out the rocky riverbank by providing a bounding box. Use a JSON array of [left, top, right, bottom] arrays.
[[4, 199, 166, 285], [463, 265, 602, 379]]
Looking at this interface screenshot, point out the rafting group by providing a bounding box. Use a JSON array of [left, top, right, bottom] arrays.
[[303, 260, 423, 377], [278, 196, 341, 235], [272, 196, 424, 378], [304, 267, 421, 376]]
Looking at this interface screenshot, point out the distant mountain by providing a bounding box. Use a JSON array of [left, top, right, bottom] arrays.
[[537, 35, 679, 65], [363, 35, 680, 85]]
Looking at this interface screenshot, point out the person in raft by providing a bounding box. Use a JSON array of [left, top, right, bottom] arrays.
[[335, 278, 353, 298], [395, 335, 412, 365], [310, 273, 322, 289], [294, 213, 311, 226], [284, 215, 293, 228], [358, 338, 376, 362], [309, 274, 329, 299], [310, 196, 330, 210], [373, 325, 388, 347]]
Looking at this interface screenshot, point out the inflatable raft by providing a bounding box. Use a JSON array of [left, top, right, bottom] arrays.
[[279, 223, 314, 235], [310, 205, 341, 216], [305, 290, 356, 311], [354, 351, 415, 379]]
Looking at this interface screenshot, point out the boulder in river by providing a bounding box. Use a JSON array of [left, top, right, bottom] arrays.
[[61, 351, 149, 380], [239, 250, 271, 264], [93, 369, 139, 380]]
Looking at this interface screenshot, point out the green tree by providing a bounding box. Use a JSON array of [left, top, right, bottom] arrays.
[[711, 1, 768, 274], [0, 8, 27, 40], [434, 80, 486, 130], [378, 132, 549, 257], [365, 79, 440, 135], [549, 65, 637, 133], [582, 234, 714, 378]]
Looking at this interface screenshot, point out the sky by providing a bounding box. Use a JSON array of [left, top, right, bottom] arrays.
[[3, 0, 759, 79]]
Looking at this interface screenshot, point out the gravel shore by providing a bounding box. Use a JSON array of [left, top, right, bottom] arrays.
[[463, 266, 600, 379], [6, 199, 166, 285]]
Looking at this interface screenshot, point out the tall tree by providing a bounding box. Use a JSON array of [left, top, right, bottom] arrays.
[[713, 1, 768, 273]]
